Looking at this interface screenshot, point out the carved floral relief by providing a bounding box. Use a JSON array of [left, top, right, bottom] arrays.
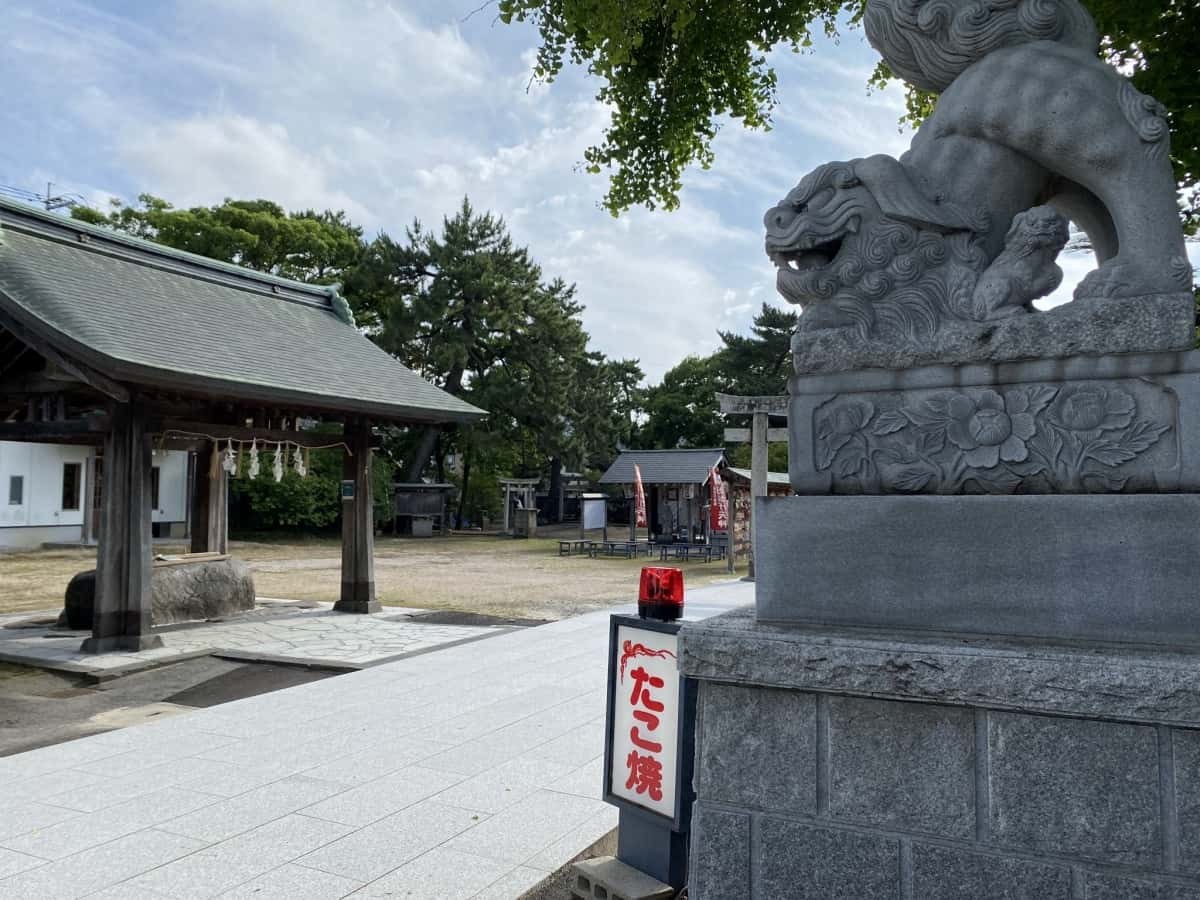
[[814, 383, 1173, 494]]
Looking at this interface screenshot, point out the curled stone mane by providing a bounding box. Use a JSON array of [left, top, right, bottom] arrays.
[[864, 0, 1100, 93], [802, 220, 987, 341]]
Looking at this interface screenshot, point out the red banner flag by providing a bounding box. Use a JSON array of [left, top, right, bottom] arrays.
[[633, 464, 648, 528], [709, 466, 729, 531]]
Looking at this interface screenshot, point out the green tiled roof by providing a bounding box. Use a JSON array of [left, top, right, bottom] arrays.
[[600, 448, 727, 484], [0, 199, 484, 424]]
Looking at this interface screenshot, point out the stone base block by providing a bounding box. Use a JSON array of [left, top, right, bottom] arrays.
[[569, 857, 673, 900], [755, 492, 1200, 647], [680, 609, 1200, 899], [333, 598, 382, 614], [79, 633, 165, 654]]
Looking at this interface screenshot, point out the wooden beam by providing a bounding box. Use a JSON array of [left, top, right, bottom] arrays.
[[157, 419, 354, 449], [716, 393, 788, 415], [190, 444, 229, 555], [0, 373, 89, 395], [0, 343, 31, 379], [0, 306, 130, 402], [0, 417, 108, 443]]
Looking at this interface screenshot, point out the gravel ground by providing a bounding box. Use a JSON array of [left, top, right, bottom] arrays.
[[0, 532, 744, 620]]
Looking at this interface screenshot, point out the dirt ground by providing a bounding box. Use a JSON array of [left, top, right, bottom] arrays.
[[0, 530, 745, 619]]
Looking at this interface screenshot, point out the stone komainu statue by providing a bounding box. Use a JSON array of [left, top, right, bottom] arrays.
[[765, 0, 1193, 369]]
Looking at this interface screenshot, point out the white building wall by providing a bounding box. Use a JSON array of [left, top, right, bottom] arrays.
[[150, 448, 188, 525], [0, 442, 190, 548], [0, 442, 90, 537]]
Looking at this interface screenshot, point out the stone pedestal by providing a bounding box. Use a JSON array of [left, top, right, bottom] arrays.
[[683, 347, 1200, 897], [514, 507, 538, 538], [680, 608, 1200, 899]]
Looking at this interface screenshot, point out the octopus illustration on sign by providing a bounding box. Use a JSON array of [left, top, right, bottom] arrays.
[[764, 0, 1194, 373]]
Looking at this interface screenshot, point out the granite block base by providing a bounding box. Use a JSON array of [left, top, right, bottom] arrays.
[[681, 609, 1200, 899], [755, 492, 1200, 647]]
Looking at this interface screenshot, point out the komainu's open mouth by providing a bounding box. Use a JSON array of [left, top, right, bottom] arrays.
[[768, 234, 846, 273]]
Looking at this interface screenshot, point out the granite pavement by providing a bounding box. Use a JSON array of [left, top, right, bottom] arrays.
[[0, 580, 751, 898]]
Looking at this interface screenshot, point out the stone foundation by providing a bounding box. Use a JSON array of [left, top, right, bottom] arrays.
[[680, 608, 1200, 899], [754, 493, 1200, 646]]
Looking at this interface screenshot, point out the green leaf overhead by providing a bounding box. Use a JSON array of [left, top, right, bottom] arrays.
[[502, 0, 1199, 229]]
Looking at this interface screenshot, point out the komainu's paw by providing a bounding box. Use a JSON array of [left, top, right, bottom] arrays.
[[1074, 256, 1192, 300]]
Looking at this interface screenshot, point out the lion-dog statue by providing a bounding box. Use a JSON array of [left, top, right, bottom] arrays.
[[764, 0, 1193, 369]]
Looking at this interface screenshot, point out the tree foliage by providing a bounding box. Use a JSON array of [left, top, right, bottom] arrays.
[[352, 199, 643, 510], [502, 0, 1198, 228], [71, 195, 378, 327], [229, 446, 394, 531], [636, 303, 798, 457], [716, 304, 798, 397], [637, 354, 726, 450]]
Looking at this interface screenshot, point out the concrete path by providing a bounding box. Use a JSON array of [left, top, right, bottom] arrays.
[[0, 581, 752, 899], [0, 602, 502, 675]]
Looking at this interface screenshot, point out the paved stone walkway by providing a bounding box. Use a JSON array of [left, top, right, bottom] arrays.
[[0, 603, 501, 674], [0, 581, 751, 898]]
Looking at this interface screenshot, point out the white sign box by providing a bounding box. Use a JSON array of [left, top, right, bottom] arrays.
[[582, 496, 607, 531], [607, 622, 681, 819]]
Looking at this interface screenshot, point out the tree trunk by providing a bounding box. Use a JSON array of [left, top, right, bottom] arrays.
[[405, 364, 465, 483], [435, 433, 447, 484], [549, 457, 563, 524], [404, 426, 440, 482], [456, 442, 472, 527]]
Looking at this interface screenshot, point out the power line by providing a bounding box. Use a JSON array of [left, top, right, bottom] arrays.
[[0, 182, 85, 211]]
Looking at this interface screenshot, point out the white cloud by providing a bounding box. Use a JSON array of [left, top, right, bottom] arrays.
[[116, 114, 375, 222]]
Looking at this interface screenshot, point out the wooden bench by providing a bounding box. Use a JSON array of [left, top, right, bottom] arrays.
[[558, 540, 593, 556], [657, 543, 724, 563], [589, 540, 640, 559]]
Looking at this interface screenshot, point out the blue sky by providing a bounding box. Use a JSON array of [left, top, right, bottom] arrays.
[[0, 1, 1189, 380]]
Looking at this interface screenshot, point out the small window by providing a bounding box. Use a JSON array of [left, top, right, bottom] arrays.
[[151, 466, 161, 510], [62, 463, 81, 511], [8, 475, 23, 505]]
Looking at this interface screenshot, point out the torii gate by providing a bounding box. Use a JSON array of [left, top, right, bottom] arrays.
[[717, 393, 788, 578]]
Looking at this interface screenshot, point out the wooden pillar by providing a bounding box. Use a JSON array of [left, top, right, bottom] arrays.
[[725, 476, 736, 575], [336, 419, 379, 613], [749, 410, 769, 580], [81, 402, 162, 653], [190, 443, 229, 555], [81, 450, 98, 545]]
